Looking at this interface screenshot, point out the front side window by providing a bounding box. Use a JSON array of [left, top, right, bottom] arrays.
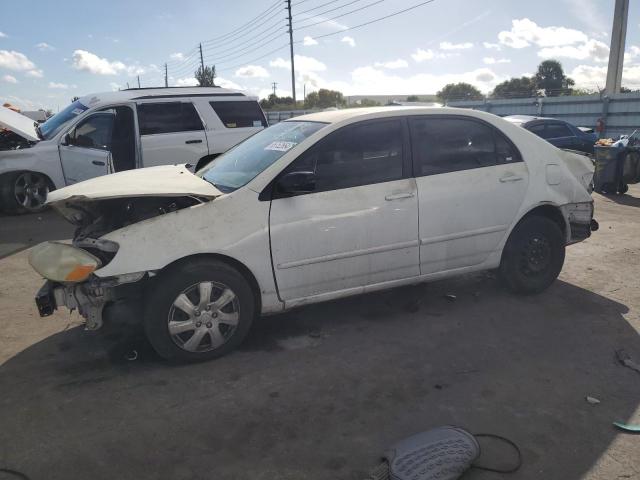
[[545, 123, 573, 138], [137, 102, 203, 135], [68, 114, 113, 150], [285, 119, 404, 193], [410, 117, 497, 176], [199, 121, 326, 192], [210, 101, 267, 128], [40, 100, 89, 140]]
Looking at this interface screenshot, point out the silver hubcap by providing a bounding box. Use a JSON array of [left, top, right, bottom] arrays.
[[14, 172, 48, 211], [168, 281, 240, 353]]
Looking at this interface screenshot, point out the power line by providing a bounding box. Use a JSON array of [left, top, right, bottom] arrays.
[[294, 0, 349, 15], [296, 0, 385, 30], [202, 4, 284, 48], [202, 23, 285, 59], [201, 0, 282, 45], [296, 0, 367, 28], [204, 30, 288, 64], [216, 43, 290, 73]]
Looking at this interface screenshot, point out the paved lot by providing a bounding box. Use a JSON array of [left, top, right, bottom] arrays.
[[0, 188, 639, 480]]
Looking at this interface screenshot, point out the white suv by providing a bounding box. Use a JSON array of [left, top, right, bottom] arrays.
[[31, 107, 597, 362], [0, 87, 267, 214]]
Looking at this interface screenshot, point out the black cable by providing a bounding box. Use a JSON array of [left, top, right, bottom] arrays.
[[203, 25, 286, 61], [296, 0, 385, 30], [0, 468, 30, 480], [216, 43, 290, 73], [201, 0, 282, 45], [202, 5, 284, 48], [296, 0, 366, 26], [471, 433, 523, 474], [295, 0, 345, 15]]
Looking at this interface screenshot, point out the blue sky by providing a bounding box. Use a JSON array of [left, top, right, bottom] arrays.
[[1, 0, 639, 111]]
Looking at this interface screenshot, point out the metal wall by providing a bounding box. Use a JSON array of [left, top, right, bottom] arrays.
[[265, 110, 318, 124], [448, 92, 640, 139]]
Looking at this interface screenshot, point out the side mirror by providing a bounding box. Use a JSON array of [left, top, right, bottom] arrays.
[[62, 133, 71, 146], [276, 171, 316, 196]]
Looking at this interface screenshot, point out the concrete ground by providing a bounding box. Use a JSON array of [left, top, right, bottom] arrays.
[[0, 188, 639, 480]]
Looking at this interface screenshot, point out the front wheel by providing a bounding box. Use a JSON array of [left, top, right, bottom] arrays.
[[499, 216, 565, 294], [144, 260, 256, 362], [0, 171, 49, 214]]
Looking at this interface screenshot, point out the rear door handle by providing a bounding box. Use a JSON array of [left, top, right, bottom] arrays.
[[185, 139, 203, 144], [499, 175, 523, 183], [92, 160, 106, 166], [385, 192, 415, 201]]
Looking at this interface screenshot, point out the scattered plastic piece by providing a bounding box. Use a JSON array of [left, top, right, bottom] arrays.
[[613, 422, 640, 433], [444, 294, 457, 302], [586, 396, 601, 405], [125, 350, 138, 361], [616, 349, 640, 374]]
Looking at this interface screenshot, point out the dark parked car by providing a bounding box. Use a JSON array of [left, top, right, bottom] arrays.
[[505, 115, 598, 154]]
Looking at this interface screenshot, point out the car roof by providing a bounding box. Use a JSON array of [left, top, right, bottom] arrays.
[[288, 106, 500, 125], [77, 87, 254, 108]]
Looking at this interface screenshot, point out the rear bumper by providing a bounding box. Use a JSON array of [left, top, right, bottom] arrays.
[[561, 201, 596, 244], [35, 281, 57, 317]]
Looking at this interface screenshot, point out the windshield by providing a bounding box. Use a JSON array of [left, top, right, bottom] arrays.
[[198, 120, 327, 192], [39, 100, 89, 140]]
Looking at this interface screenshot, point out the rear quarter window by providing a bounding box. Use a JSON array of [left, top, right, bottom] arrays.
[[210, 101, 267, 128], [137, 102, 203, 135]]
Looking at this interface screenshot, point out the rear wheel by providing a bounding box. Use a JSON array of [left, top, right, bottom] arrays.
[[499, 216, 565, 294], [144, 259, 256, 362], [0, 171, 49, 214]]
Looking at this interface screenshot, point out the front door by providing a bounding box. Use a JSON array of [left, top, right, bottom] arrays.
[[269, 118, 419, 301], [136, 101, 208, 167], [409, 116, 529, 274], [59, 112, 114, 184]]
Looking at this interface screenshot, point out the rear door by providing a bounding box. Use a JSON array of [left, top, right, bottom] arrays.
[[205, 100, 267, 154], [410, 115, 529, 274], [58, 112, 113, 184], [136, 101, 208, 167]]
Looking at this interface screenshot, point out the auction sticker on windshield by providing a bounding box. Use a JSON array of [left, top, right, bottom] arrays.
[[265, 141, 297, 152]]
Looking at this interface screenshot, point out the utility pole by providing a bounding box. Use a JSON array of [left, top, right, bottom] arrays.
[[286, 0, 296, 103], [605, 0, 629, 94], [164, 63, 168, 87], [137, 75, 141, 88], [199, 43, 205, 72], [272, 82, 278, 96]]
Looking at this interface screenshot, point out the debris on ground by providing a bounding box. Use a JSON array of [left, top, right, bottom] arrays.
[[613, 422, 640, 433], [616, 349, 640, 374], [586, 396, 601, 405], [443, 294, 457, 302], [125, 350, 138, 361]]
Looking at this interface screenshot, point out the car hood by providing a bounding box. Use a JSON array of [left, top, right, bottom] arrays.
[[0, 106, 40, 142], [47, 164, 222, 204]]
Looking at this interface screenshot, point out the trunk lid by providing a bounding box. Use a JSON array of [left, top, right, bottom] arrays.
[[0, 106, 40, 142]]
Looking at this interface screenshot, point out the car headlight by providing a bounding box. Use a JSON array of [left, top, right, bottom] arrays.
[[29, 242, 101, 283]]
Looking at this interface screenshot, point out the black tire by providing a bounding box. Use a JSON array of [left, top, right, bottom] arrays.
[[0, 171, 49, 215], [499, 215, 565, 294], [144, 259, 256, 362]]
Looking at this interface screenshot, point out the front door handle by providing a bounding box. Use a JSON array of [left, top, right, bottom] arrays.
[[92, 160, 106, 166], [499, 175, 523, 183], [185, 139, 203, 144], [385, 192, 415, 201]]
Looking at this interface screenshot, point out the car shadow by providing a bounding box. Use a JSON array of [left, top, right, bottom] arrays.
[[0, 274, 638, 480], [601, 191, 640, 208], [0, 210, 73, 259]]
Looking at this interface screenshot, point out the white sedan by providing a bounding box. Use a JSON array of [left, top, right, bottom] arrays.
[[30, 107, 597, 362]]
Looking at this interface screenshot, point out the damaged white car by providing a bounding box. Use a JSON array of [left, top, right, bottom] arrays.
[[29, 107, 598, 362]]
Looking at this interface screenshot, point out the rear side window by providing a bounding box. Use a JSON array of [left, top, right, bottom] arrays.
[[527, 124, 546, 137], [286, 119, 404, 193], [545, 123, 573, 138], [210, 101, 267, 128], [410, 117, 521, 176], [137, 102, 203, 135]]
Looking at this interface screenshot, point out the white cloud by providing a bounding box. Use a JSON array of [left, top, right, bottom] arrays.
[[538, 38, 609, 62], [48, 82, 69, 89], [71, 49, 125, 75], [374, 59, 409, 69], [483, 57, 511, 64], [1, 74, 17, 84], [303, 36, 318, 46], [216, 77, 243, 90], [175, 76, 198, 86], [498, 18, 588, 49], [169, 52, 184, 61], [411, 48, 434, 62], [483, 42, 501, 50], [341, 36, 356, 47], [0, 32, 7, 38], [625, 45, 640, 62], [270, 55, 326, 73], [440, 41, 473, 50], [0, 50, 36, 71], [109, 82, 122, 91], [35, 42, 54, 51], [571, 64, 640, 90], [25, 69, 43, 78], [234, 65, 269, 78]]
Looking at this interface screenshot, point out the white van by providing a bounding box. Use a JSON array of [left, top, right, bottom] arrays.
[[0, 87, 267, 214]]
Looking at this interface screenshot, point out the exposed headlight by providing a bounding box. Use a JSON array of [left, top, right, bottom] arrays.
[[29, 242, 101, 283]]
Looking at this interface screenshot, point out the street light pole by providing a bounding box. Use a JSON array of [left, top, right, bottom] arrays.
[[605, 0, 629, 94], [286, 0, 296, 103]]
